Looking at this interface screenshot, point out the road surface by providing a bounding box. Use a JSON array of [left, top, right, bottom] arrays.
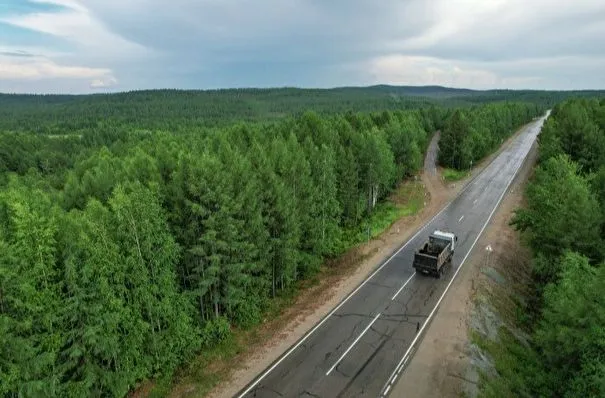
[[424, 131, 440, 175], [237, 113, 549, 398]]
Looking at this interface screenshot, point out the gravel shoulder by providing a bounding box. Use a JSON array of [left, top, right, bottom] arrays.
[[184, 127, 531, 398], [390, 138, 538, 398]]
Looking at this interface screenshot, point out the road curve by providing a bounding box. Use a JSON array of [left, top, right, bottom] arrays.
[[237, 113, 549, 398]]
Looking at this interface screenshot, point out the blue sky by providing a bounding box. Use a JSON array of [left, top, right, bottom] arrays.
[[1, 0, 604, 94]]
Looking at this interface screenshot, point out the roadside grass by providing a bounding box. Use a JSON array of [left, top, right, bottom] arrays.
[[442, 168, 470, 182], [340, 178, 426, 249], [144, 177, 426, 398], [467, 213, 535, 398], [471, 327, 537, 398]]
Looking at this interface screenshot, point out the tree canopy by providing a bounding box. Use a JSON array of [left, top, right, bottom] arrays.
[[0, 89, 552, 396], [481, 97, 605, 398]]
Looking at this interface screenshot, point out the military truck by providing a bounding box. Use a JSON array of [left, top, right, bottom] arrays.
[[413, 230, 457, 278]]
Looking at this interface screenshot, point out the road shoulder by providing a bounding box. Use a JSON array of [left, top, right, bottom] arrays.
[[390, 140, 538, 398], [186, 125, 532, 398]]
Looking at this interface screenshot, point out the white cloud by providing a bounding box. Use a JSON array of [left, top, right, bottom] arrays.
[[366, 54, 543, 89], [0, 53, 114, 83], [90, 75, 118, 88], [1, 0, 149, 58], [396, 0, 605, 61], [397, 0, 509, 50], [1, 0, 604, 92], [29, 0, 87, 12]]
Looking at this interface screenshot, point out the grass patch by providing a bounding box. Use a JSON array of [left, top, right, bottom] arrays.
[[160, 336, 243, 397], [472, 327, 542, 398], [443, 168, 470, 182], [340, 178, 425, 248]]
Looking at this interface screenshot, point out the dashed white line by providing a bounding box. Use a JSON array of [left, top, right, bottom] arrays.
[[384, 384, 392, 395], [236, 117, 544, 398], [458, 215, 464, 222], [380, 117, 544, 397], [473, 199, 478, 205], [326, 313, 381, 376], [391, 273, 416, 301], [236, 197, 451, 396]]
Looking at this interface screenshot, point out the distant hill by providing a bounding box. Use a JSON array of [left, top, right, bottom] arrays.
[[1, 85, 604, 134], [362, 84, 480, 97]]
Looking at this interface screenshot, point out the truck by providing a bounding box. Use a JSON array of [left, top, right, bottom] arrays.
[[413, 230, 457, 278]]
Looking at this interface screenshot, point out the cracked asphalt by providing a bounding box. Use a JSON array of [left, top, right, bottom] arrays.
[[239, 114, 549, 398]]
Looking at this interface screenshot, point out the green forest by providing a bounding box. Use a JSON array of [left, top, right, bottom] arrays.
[[437, 102, 542, 170], [1, 85, 598, 134], [0, 86, 591, 397], [479, 98, 605, 397]]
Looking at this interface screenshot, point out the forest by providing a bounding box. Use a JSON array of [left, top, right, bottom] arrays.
[[0, 89, 546, 397], [437, 102, 543, 170], [479, 97, 605, 397], [1, 85, 599, 134]]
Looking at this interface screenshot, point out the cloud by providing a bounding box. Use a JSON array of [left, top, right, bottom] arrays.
[[397, 0, 605, 62], [0, 52, 115, 89], [90, 75, 118, 88], [364, 53, 605, 90], [365, 54, 543, 89], [1, 0, 604, 92], [0, 50, 36, 57], [1, 0, 148, 58], [80, 0, 605, 90], [0, 0, 147, 91]]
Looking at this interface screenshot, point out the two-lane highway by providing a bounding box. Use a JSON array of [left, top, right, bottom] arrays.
[[238, 113, 549, 398]]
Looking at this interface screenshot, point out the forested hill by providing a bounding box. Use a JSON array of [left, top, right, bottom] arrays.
[[0, 96, 545, 396], [1, 86, 603, 133]]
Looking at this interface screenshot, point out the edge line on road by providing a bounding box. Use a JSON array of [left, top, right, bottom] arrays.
[[325, 313, 382, 376], [235, 188, 460, 396], [234, 118, 539, 397], [379, 121, 544, 397], [391, 272, 416, 301]]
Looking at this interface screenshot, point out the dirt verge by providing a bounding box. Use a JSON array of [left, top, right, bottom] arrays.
[[167, 125, 533, 398], [391, 140, 538, 398]]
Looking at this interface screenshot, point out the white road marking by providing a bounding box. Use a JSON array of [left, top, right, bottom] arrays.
[[236, 179, 472, 397], [473, 199, 478, 205], [326, 313, 382, 376], [384, 384, 392, 395], [236, 120, 537, 397], [458, 215, 464, 222], [379, 121, 540, 397], [391, 273, 416, 301]]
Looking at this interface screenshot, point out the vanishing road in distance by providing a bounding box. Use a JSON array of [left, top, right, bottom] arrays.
[[238, 112, 550, 398]]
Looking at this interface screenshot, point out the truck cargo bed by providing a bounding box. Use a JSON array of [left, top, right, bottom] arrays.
[[412, 231, 455, 278]]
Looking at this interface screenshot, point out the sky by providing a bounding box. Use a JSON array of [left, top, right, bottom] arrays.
[[1, 0, 604, 94]]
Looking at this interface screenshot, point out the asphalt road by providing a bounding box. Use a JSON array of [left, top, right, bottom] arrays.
[[237, 113, 549, 398]]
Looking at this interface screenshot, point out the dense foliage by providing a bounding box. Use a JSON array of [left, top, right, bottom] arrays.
[[2, 85, 597, 133], [0, 89, 547, 397], [0, 87, 443, 134], [438, 102, 543, 169], [480, 98, 605, 398]]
